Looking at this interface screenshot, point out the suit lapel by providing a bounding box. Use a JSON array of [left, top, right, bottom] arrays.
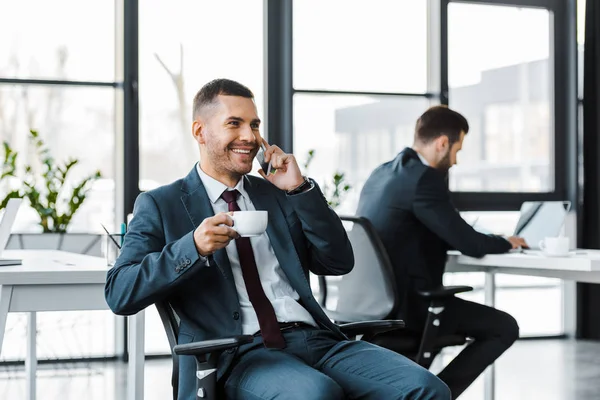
[[180, 167, 235, 284], [245, 178, 310, 295]]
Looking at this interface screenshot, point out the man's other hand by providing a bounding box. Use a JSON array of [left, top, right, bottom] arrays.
[[507, 236, 528, 249], [194, 212, 239, 256], [257, 139, 305, 191]]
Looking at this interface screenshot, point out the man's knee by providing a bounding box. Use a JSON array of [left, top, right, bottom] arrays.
[[498, 311, 520, 345], [274, 373, 344, 400], [406, 369, 451, 400]]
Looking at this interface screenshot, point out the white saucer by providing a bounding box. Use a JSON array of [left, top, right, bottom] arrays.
[[523, 250, 577, 257]]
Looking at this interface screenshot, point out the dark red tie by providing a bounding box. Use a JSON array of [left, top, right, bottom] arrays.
[[221, 189, 285, 349]]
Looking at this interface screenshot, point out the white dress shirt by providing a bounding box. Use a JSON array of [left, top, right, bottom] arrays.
[[196, 164, 317, 335], [416, 150, 430, 166]]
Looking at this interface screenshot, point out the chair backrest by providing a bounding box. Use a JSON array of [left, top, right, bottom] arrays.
[[155, 301, 181, 400], [323, 216, 399, 320]]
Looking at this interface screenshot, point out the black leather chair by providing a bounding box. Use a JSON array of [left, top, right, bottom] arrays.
[[317, 215, 473, 370], [156, 296, 405, 399]]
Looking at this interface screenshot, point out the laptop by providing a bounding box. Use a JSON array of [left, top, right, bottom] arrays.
[[512, 201, 571, 250], [0, 198, 23, 266]]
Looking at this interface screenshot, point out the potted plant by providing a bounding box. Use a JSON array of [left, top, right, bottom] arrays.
[[1, 130, 103, 254], [303, 149, 352, 210], [1, 142, 21, 209]]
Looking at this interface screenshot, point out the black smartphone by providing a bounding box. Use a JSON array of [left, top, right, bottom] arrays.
[[256, 144, 273, 175]]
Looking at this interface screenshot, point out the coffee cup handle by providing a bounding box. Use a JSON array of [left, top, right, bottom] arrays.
[[539, 240, 546, 250]]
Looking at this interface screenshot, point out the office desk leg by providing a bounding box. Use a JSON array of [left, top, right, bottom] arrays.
[[128, 310, 145, 400], [26, 312, 37, 400], [484, 272, 496, 400], [0, 285, 13, 355]]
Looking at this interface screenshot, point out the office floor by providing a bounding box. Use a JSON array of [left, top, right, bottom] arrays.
[[0, 339, 598, 400]]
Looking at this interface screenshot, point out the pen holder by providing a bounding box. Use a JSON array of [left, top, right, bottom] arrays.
[[104, 233, 123, 267]]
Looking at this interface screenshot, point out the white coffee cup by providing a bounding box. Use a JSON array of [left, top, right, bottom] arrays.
[[538, 236, 570, 256], [231, 211, 268, 237]]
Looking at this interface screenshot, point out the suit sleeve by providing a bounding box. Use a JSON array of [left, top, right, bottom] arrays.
[[413, 169, 512, 258], [285, 179, 354, 276], [104, 192, 207, 315]]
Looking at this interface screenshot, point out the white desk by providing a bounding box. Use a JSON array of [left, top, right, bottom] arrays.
[[0, 250, 145, 400], [446, 249, 600, 400]]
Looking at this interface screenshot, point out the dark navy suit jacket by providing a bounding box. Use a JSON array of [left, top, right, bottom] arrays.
[[357, 148, 510, 323], [105, 167, 354, 399]]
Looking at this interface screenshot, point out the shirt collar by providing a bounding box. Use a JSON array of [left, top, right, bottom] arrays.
[[196, 163, 249, 204], [415, 151, 430, 166]]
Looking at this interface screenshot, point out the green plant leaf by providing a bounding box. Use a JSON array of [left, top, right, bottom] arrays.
[[16, 130, 103, 232]]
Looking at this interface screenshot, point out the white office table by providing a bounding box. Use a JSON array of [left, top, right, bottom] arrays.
[[446, 249, 600, 400], [0, 250, 145, 400]]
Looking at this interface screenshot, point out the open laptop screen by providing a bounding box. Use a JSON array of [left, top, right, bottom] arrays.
[[0, 198, 22, 260], [514, 201, 570, 249]]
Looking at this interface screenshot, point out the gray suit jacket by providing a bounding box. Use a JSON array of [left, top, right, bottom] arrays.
[[105, 166, 354, 399]]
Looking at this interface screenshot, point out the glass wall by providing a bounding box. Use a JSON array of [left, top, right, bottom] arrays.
[[293, 0, 567, 339], [293, 0, 433, 215], [0, 0, 118, 361], [448, 3, 552, 193]]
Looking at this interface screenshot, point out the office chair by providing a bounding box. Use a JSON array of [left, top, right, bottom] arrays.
[[156, 297, 404, 399], [318, 215, 473, 369]]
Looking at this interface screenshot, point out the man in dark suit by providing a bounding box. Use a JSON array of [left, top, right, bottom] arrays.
[[105, 79, 450, 399], [357, 105, 526, 399]]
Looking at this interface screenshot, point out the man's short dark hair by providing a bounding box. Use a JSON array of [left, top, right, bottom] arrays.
[[414, 105, 469, 145], [192, 78, 254, 119]]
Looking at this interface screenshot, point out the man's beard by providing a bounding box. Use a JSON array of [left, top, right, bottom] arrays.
[[205, 140, 254, 178], [437, 149, 452, 174]]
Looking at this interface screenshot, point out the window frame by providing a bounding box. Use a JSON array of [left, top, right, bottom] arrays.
[[267, 0, 577, 213], [444, 0, 578, 211]]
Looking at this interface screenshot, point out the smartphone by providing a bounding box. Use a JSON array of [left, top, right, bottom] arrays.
[[256, 144, 273, 175]]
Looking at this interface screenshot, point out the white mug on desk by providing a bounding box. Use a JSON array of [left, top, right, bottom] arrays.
[[539, 236, 570, 256]]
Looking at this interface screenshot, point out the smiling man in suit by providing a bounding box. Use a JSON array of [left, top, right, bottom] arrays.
[[105, 79, 450, 400], [357, 105, 526, 399]]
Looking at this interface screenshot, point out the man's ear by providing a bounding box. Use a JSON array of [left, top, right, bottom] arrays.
[[192, 119, 206, 144], [435, 135, 449, 152]]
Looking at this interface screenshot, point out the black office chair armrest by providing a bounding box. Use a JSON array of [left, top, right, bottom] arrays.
[[416, 285, 473, 299], [339, 320, 405, 337], [173, 335, 254, 356]]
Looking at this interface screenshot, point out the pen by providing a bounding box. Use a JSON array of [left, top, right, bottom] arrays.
[[120, 222, 126, 247], [101, 223, 121, 250]]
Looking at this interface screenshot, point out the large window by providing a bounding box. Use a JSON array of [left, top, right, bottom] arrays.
[[289, 0, 574, 347], [139, 0, 264, 190], [293, 1, 433, 214], [0, 1, 118, 361], [0, 1, 115, 82], [294, 95, 430, 214], [448, 3, 552, 193], [293, 0, 428, 94]]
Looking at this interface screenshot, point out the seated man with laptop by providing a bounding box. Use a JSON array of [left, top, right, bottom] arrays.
[[357, 105, 526, 398]]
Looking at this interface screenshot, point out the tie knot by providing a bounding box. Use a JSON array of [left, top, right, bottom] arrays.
[[221, 189, 240, 204]]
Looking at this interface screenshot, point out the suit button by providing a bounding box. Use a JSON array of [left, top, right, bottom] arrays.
[[227, 348, 235, 354], [184, 258, 191, 265], [175, 266, 182, 273], [233, 311, 240, 320]]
